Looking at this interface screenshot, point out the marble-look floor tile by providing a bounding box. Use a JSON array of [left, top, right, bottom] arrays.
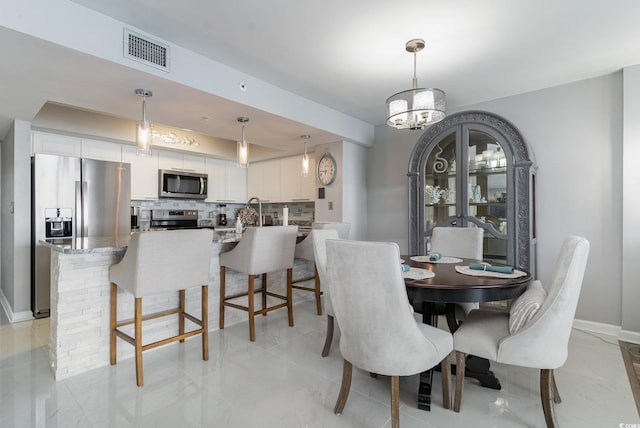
[[1, 300, 639, 427]]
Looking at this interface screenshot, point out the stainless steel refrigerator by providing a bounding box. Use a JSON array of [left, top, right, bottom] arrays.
[[31, 153, 131, 318]]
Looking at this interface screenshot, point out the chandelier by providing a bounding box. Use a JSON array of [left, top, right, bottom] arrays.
[[237, 117, 249, 168], [135, 89, 153, 156], [385, 39, 446, 130]]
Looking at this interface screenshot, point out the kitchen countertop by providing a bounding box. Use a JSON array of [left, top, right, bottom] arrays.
[[40, 226, 307, 254], [41, 230, 243, 254]]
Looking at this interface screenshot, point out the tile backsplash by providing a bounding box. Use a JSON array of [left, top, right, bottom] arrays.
[[132, 199, 314, 229]]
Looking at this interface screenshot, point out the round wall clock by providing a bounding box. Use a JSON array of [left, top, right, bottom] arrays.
[[317, 152, 337, 185]]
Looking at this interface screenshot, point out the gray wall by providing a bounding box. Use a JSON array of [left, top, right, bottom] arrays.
[[622, 66, 640, 339], [368, 72, 626, 330], [1, 120, 32, 321]]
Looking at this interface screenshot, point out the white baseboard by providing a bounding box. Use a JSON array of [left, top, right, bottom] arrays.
[[619, 329, 640, 345], [574, 319, 640, 344], [0, 288, 34, 323], [573, 318, 621, 338]]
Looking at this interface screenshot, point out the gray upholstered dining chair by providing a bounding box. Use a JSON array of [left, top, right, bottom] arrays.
[[452, 235, 590, 428], [109, 229, 213, 386], [219, 225, 298, 341], [325, 239, 454, 427], [310, 228, 340, 356], [429, 226, 484, 327], [292, 222, 351, 315]]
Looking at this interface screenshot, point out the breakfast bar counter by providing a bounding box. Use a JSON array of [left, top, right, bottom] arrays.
[[44, 230, 314, 380]]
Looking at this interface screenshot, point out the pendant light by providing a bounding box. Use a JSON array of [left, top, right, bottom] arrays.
[[385, 39, 446, 130], [135, 89, 153, 156], [237, 117, 250, 168], [301, 134, 310, 177]]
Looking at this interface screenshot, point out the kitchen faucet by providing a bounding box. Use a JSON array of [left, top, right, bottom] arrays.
[[246, 196, 262, 227]]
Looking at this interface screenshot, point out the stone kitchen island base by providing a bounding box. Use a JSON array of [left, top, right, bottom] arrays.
[[46, 236, 314, 380]]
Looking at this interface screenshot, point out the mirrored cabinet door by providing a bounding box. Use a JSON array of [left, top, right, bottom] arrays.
[[408, 111, 537, 275]]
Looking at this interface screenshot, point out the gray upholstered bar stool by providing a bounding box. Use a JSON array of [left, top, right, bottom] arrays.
[[219, 225, 298, 341], [291, 222, 350, 315], [109, 229, 213, 387]]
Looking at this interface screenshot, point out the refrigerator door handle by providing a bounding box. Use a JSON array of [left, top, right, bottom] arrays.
[[75, 181, 89, 237]]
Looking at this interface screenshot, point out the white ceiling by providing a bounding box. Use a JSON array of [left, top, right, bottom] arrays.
[[2, 0, 640, 159]]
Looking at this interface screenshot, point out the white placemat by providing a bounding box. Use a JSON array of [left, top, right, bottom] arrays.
[[410, 255, 463, 264], [399, 259, 404, 264], [455, 265, 527, 278], [403, 267, 435, 280]]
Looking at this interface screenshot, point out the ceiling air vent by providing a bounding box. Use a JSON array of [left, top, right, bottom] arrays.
[[123, 29, 170, 72]]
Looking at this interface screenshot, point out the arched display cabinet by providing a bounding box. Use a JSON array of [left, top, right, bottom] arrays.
[[408, 111, 537, 275]]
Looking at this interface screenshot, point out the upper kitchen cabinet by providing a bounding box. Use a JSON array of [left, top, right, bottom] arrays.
[[225, 160, 247, 202], [247, 159, 281, 202], [280, 155, 316, 202], [32, 132, 82, 157], [122, 145, 159, 200], [158, 150, 205, 172], [205, 158, 247, 203], [408, 111, 537, 275], [81, 139, 122, 162]]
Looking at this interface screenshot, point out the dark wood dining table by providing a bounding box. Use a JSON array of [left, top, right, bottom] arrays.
[[401, 255, 533, 411]]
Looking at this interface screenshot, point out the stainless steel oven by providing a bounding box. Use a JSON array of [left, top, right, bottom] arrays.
[[159, 169, 208, 199], [150, 209, 199, 229]]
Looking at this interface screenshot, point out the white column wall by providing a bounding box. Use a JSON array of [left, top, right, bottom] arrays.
[[0, 120, 32, 322], [622, 66, 640, 341]]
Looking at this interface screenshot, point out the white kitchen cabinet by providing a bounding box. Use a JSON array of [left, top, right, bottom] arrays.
[[247, 161, 263, 200], [81, 139, 122, 162], [248, 159, 281, 202], [280, 155, 316, 202], [32, 132, 82, 157], [122, 145, 159, 200], [183, 154, 206, 172], [158, 150, 206, 172], [205, 158, 226, 202], [205, 158, 247, 203], [225, 161, 247, 203]]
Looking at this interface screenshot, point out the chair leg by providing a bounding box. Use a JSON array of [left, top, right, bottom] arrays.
[[551, 370, 562, 403], [453, 351, 466, 412], [540, 369, 558, 428], [262, 273, 267, 316], [134, 297, 144, 387], [110, 283, 117, 365], [287, 268, 294, 327], [441, 351, 452, 410], [334, 359, 353, 414], [179, 289, 186, 343], [321, 314, 334, 357], [314, 266, 322, 316], [248, 275, 256, 342], [202, 285, 209, 361], [219, 266, 226, 330], [391, 375, 400, 428]]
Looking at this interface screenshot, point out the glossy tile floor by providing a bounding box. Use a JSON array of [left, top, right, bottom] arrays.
[[1, 300, 639, 428]]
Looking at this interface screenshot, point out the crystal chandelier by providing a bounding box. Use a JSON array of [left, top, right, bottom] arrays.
[[385, 39, 446, 130]]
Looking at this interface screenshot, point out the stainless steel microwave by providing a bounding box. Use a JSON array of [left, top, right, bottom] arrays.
[[159, 169, 208, 199]]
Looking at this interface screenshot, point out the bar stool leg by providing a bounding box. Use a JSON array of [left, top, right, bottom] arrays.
[[261, 273, 267, 316], [248, 275, 256, 342], [202, 285, 209, 360], [110, 283, 117, 365], [179, 289, 186, 343], [134, 297, 144, 387], [219, 266, 226, 330], [314, 266, 322, 315], [287, 268, 294, 327]]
